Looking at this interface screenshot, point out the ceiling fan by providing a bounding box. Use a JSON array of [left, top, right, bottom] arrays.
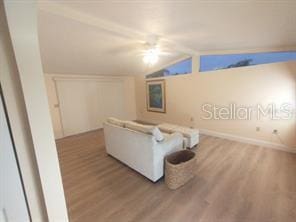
[[142, 35, 161, 66], [104, 34, 177, 66], [141, 35, 177, 66]]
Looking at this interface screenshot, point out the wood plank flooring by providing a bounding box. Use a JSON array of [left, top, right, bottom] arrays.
[[56, 129, 296, 222]]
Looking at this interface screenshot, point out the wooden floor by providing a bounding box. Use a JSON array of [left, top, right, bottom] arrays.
[[56, 129, 296, 222]]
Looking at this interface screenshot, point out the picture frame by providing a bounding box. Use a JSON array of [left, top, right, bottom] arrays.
[[146, 80, 166, 113]]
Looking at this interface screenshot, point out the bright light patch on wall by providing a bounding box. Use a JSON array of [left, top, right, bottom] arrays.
[[200, 51, 296, 72]]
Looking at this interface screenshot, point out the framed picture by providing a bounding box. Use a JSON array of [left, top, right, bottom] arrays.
[[146, 80, 166, 113]]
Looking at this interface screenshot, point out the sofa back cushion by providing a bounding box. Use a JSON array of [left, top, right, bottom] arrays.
[[158, 123, 178, 133], [107, 117, 125, 127], [125, 121, 164, 142]]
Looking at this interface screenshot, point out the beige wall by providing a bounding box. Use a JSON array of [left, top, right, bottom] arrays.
[[135, 61, 296, 152], [45, 74, 137, 138]]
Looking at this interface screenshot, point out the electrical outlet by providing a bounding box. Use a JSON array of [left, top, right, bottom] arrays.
[[256, 127, 260, 132], [273, 129, 278, 134]]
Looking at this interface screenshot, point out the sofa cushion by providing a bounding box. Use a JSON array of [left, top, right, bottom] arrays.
[[158, 123, 199, 138], [151, 127, 164, 142], [125, 121, 164, 142], [107, 117, 125, 127], [125, 121, 152, 133], [158, 123, 178, 133], [173, 126, 199, 138]]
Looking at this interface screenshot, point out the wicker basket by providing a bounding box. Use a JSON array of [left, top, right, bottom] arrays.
[[165, 150, 196, 190]]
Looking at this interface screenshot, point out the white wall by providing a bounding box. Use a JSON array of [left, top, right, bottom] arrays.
[[136, 61, 296, 152], [45, 74, 137, 138], [0, 2, 47, 220], [0, 95, 30, 222], [3, 1, 68, 221]]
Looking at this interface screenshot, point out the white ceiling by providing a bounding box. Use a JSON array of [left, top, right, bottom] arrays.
[[38, 1, 296, 75]]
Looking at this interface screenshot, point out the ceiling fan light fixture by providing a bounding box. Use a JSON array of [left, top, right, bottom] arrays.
[[143, 47, 159, 66]]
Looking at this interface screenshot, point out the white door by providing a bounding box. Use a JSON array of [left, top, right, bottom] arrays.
[[100, 81, 124, 121], [0, 94, 30, 222], [56, 79, 124, 136]]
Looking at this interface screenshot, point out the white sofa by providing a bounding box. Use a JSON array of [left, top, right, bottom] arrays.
[[103, 120, 183, 182], [158, 123, 199, 149]]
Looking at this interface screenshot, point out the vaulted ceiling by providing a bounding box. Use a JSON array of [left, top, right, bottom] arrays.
[[38, 1, 296, 75]]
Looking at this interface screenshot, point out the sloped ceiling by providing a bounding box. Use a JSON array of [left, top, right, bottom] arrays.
[[38, 1, 296, 75]]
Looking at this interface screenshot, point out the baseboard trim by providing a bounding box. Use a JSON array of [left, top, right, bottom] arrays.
[[55, 128, 103, 141], [199, 129, 296, 154]]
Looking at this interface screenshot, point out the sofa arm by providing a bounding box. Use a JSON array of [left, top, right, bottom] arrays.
[[156, 132, 183, 154]]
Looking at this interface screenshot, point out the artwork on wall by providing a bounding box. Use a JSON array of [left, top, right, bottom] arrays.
[[146, 80, 166, 113]]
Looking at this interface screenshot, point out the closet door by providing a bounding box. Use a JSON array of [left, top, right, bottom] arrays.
[[100, 81, 124, 121], [56, 80, 102, 136], [56, 78, 124, 136]]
